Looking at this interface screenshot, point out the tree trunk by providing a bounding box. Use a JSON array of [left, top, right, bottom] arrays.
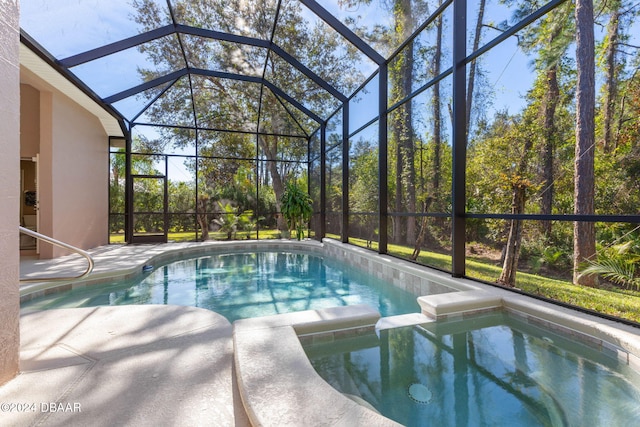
[[498, 184, 527, 287], [403, 49, 416, 245], [403, 0, 416, 245], [602, 4, 620, 153], [499, 125, 534, 287], [258, 135, 287, 232], [411, 197, 433, 260], [432, 8, 443, 210], [535, 4, 570, 240], [573, 0, 597, 286], [466, 0, 486, 142], [196, 196, 209, 240], [541, 66, 560, 239], [393, 134, 404, 244], [391, 0, 415, 245]]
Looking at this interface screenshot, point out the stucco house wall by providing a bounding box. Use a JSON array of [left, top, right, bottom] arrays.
[[0, 0, 21, 386], [20, 69, 109, 258], [20, 83, 39, 157]]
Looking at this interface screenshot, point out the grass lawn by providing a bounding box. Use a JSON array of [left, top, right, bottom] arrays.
[[348, 237, 640, 324]]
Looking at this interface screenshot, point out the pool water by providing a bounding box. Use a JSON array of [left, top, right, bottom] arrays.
[[21, 251, 423, 322], [304, 312, 640, 427]]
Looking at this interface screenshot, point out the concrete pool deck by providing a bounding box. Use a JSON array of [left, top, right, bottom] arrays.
[[0, 305, 249, 427], [10, 239, 640, 425]]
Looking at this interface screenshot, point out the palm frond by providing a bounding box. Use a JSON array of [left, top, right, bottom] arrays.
[[579, 258, 639, 289]]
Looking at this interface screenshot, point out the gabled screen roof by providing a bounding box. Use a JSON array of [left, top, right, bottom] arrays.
[[20, 0, 418, 138]]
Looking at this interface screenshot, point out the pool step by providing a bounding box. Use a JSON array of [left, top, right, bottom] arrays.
[[418, 290, 503, 320]]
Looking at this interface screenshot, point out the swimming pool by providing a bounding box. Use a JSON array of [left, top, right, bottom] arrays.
[[21, 251, 428, 322], [304, 312, 640, 427]]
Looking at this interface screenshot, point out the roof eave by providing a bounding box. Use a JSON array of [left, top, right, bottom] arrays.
[[19, 32, 126, 138]]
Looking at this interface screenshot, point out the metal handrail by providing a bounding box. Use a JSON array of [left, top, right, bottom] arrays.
[[19, 226, 95, 283]]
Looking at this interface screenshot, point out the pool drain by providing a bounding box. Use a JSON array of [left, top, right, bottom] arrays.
[[408, 383, 432, 404]]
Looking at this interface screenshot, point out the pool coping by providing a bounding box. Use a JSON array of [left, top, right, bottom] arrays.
[[233, 304, 403, 426]]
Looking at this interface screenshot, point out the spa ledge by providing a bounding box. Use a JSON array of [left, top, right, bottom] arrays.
[[233, 305, 401, 426]]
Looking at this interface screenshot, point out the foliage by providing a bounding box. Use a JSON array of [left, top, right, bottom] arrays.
[[211, 201, 257, 240], [579, 240, 640, 290], [212, 202, 239, 240], [521, 239, 572, 275], [343, 235, 640, 323], [350, 139, 379, 213], [280, 181, 313, 240], [237, 210, 261, 238]]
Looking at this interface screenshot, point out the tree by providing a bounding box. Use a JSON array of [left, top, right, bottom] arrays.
[[466, 0, 486, 142], [501, 1, 574, 240], [131, 0, 363, 238], [349, 137, 380, 243], [536, 4, 573, 240], [467, 112, 524, 231], [339, 0, 436, 245], [467, 109, 536, 287], [168, 180, 195, 232], [600, 0, 621, 153], [573, 0, 597, 286], [431, 0, 444, 210], [192, 133, 255, 239], [409, 1, 445, 258], [109, 150, 127, 233], [110, 143, 168, 235], [497, 153, 534, 287], [410, 196, 433, 260], [387, 0, 417, 245]]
